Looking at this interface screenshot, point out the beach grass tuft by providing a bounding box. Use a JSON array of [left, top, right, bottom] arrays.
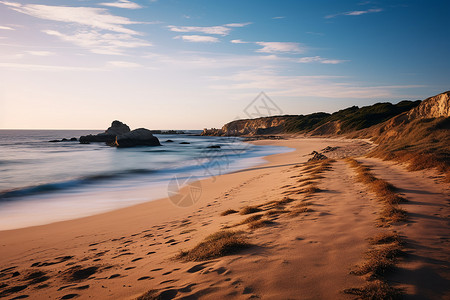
[[240, 206, 261, 215], [175, 230, 251, 261], [220, 209, 238, 216], [343, 280, 403, 299]]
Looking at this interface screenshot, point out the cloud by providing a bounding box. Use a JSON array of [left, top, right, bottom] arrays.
[[230, 39, 248, 44], [99, 0, 142, 9], [209, 69, 421, 99], [0, 25, 14, 30], [168, 22, 250, 36], [1, 1, 141, 34], [321, 59, 346, 64], [43, 29, 151, 55], [0, 62, 101, 71], [224, 22, 252, 27], [272, 16, 285, 19], [297, 56, 347, 64], [175, 35, 219, 43], [325, 8, 383, 19], [168, 25, 230, 36], [26, 50, 55, 56], [255, 42, 304, 54], [107, 60, 141, 67]]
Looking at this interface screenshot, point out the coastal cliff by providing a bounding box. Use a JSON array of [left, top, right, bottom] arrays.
[[201, 96, 423, 137], [201, 116, 294, 136]]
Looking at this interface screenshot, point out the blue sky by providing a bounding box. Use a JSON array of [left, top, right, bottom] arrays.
[[0, 0, 448, 129]]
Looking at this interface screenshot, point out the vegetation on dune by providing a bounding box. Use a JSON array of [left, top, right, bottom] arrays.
[[346, 158, 407, 227], [282, 100, 420, 133], [365, 117, 450, 181], [175, 230, 251, 261]]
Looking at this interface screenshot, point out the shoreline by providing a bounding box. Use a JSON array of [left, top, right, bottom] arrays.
[[1, 137, 447, 299], [0, 138, 292, 231]]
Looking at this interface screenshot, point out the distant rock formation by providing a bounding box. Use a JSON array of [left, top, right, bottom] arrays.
[[49, 137, 77, 142], [79, 120, 130, 144], [78, 121, 160, 147], [115, 128, 161, 148]]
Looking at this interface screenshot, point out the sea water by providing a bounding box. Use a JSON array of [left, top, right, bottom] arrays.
[[0, 130, 292, 230]]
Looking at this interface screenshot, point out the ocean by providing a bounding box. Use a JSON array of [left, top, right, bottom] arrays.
[[0, 130, 292, 230]]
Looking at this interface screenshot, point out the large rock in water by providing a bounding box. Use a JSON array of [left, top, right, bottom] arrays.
[[79, 120, 130, 144], [115, 128, 161, 147]]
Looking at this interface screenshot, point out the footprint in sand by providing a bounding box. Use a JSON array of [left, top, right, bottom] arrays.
[[159, 279, 178, 285], [11, 295, 29, 299], [112, 252, 133, 259], [108, 274, 121, 279], [74, 285, 89, 290], [137, 276, 153, 281], [150, 268, 163, 272], [0, 285, 28, 298], [186, 262, 209, 273], [146, 251, 156, 255], [60, 294, 79, 299], [131, 257, 143, 262]]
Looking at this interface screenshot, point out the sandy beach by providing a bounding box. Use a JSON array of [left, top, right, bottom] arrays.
[[0, 137, 449, 300]]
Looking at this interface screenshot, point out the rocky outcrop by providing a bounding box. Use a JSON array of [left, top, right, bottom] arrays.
[[308, 151, 328, 162], [49, 137, 77, 142], [201, 116, 291, 136], [79, 120, 130, 144], [406, 91, 450, 120], [115, 128, 161, 148]]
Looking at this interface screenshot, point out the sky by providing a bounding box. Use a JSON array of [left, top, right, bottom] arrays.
[[0, 0, 449, 130]]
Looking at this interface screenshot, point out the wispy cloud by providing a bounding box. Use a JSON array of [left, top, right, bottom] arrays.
[[175, 35, 219, 43], [325, 8, 383, 19], [107, 60, 141, 67], [255, 42, 304, 54], [230, 39, 248, 44], [209, 69, 421, 99], [272, 16, 285, 19], [99, 0, 142, 10], [0, 1, 151, 55], [0, 25, 14, 30], [224, 22, 252, 27], [26, 50, 55, 56], [0, 62, 101, 71], [168, 22, 251, 36], [168, 25, 230, 36], [43, 30, 151, 55], [1, 1, 141, 34], [297, 56, 347, 64]]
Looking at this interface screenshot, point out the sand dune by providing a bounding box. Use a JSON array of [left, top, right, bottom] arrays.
[[0, 138, 448, 299]]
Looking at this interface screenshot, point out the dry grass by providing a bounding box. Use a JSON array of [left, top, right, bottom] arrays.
[[240, 214, 263, 225], [240, 206, 261, 215], [368, 232, 402, 245], [288, 207, 311, 217], [264, 209, 290, 216], [220, 209, 238, 216], [346, 158, 407, 226], [344, 280, 403, 299], [366, 116, 450, 183], [297, 175, 324, 183], [351, 243, 403, 279], [378, 206, 407, 227], [247, 219, 274, 229], [302, 185, 321, 194], [175, 230, 251, 261]]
